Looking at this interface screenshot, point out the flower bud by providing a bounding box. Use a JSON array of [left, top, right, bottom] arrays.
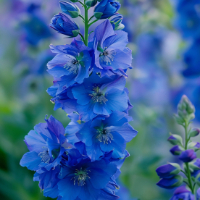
[[110, 14, 124, 30], [156, 163, 181, 178], [170, 145, 183, 155], [85, 0, 98, 7], [94, 0, 121, 19], [157, 175, 183, 189], [60, 1, 80, 18], [179, 149, 197, 163], [170, 186, 194, 200], [168, 134, 183, 146], [50, 13, 80, 37], [189, 159, 200, 175], [176, 95, 195, 123], [189, 128, 200, 137], [187, 142, 200, 151]]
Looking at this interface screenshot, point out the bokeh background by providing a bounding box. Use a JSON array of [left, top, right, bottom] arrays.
[[0, 0, 199, 200]]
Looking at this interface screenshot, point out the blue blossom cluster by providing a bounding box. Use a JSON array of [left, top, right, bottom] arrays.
[[20, 0, 137, 199], [174, 0, 200, 77], [156, 95, 200, 199]]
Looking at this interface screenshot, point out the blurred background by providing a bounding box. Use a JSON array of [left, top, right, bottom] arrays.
[[0, 0, 199, 199]]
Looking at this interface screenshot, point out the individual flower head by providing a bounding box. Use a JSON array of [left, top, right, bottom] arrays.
[[72, 73, 129, 121], [170, 186, 195, 200], [47, 40, 92, 87], [170, 145, 183, 155], [65, 111, 137, 160], [190, 158, 200, 177], [90, 20, 132, 77], [59, 1, 81, 18], [156, 163, 181, 179], [156, 175, 183, 189], [20, 115, 73, 171], [57, 156, 119, 200], [179, 149, 197, 163], [47, 82, 78, 114], [94, 0, 121, 19], [50, 13, 80, 37]]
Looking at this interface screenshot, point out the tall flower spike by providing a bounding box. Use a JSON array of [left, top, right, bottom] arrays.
[[20, 1, 137, 199]]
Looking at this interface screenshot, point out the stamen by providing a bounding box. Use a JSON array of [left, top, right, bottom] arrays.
[[72, 168, 90, 186], [64, 55, 79, 74], [99, 47, 116, 65], [38, 149, 51, 163], [89, 87, 107, 104], [96, 128, 113, 144]]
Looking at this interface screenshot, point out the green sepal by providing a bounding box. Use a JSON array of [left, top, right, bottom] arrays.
[[68, 10, 80, 18], [169, 163, 181, 175], [94, 12, 103, 19], [85, 0, 97, 7], [72, 29, 80, 37], [171, 175, 183, 188], [168, 133, 183, 146]]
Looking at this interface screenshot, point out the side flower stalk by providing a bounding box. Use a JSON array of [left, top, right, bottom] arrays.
[[20, 0, 137, 200], [156, 95, 200, 200]]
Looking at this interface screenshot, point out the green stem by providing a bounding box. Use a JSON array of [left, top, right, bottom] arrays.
[[79, 33, 85, 43], [89, 19, 98, 27], [79, 14, 85, 22], [84, 2, 89, 46], [78, 1, 85, 7], [89, 15, 94, 22], [184, 120, 195, 194]]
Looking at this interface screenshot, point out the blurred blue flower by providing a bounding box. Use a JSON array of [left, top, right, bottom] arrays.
[[157, 176, 183, 189], [182, 38, 200, 77], [59, 1, 80, 18]]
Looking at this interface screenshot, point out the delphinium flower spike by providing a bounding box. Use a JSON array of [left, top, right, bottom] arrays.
[[156, 95, 200, 199], [20, 0, 137, 199]]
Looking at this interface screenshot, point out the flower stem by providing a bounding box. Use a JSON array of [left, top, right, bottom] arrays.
[[184, 120, 194, 194], [84, 1, 89, 46]]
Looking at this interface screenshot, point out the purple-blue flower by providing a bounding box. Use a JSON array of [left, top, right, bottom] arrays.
[[50, 13, 80, 37], [94, 0, 120, 19], [170, 186, 195, 200], [170, 145, 183, 155], [90, 20, 132, 77], [157, 175, 183, 189], [179, 149, 197, 163], [65, 111, 137, 160], [47, 40, 92, 87], [156, 163, 181, 179]]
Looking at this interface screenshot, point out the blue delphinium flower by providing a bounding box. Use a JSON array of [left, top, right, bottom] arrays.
[[20, 115, 72, 171], [50, 13, 80, 37], [65, 111, 137, 160], [58, 156, 119, 200], [90, 20, 132, 77], [72, 73, 129, 121], [94, 0, 121, 19], [47, 40, 92, 87]]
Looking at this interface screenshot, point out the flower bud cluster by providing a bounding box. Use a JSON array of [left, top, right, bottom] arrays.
[[20, 1, 137, 200], [156, 95, 200, 199]]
